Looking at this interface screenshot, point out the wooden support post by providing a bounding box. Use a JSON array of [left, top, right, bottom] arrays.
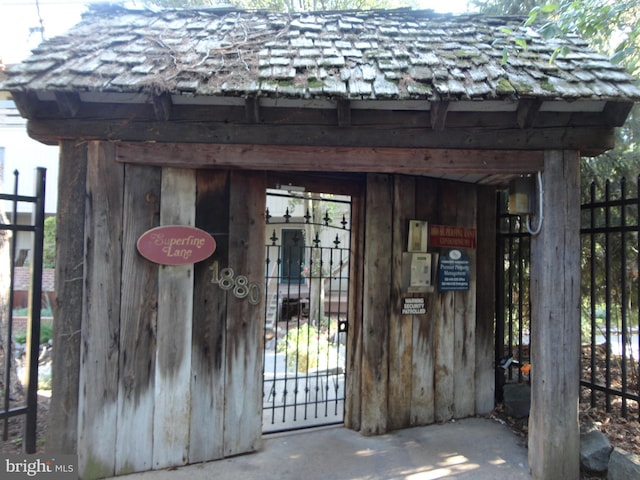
[[48, 141, 86, 454], [529, 150, 581, 480], [78, 142, 123, 478], [361, 173, 392, 435], [475, 185, 496, 414]]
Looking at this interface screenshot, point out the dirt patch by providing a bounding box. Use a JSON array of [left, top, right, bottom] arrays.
[[0, 393, 49, 454]]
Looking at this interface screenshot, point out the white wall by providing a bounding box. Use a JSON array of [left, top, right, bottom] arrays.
[[1, 99, 59, 264]]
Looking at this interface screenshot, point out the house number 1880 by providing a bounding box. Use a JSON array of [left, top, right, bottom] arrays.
[[211, 261, 261, 305]]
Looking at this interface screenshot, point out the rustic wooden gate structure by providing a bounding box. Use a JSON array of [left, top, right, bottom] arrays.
[[2, 6, 639, 480]]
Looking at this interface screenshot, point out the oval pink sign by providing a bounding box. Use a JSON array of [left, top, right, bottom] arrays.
[[137, 225, 216, 265]]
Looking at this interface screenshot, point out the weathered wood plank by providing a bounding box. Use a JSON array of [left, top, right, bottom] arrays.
[[48, 140, 86, 454], [529, 151, 581, 480], [223, 171, 265, 457], [21, 98, 634, 130], [189, 170, 229, 463], [78, 141, 123, 479], [475, 185, 497, 414], [388, 175, 415, 430], [29, 118, 616, 155], [116, 142, 543, 175], [115, 164, 161, 475], [434, 290, 455, 422], [411, 177, 439, 426], [153, 168, 195, 469], [361, 173, 392, 435], [433, 184, 458, 423], [344, 191, 365, 431], [452, 185, 477, 418]]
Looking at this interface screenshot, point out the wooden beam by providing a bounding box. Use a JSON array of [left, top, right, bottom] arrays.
[[337, 99, 351, 127], [388, 175, 415, 430], [10, 91, 39, 118], [529, 150, 581, 480], [54, 92, 81, 118], [116, 142, 543, 175], [516, 98, 543, 129], [361, 173, 392, 435], [430, 101, 449, 131], [78, 142, 123, 479], [115, 163, 160, 475], [152, 93, 172, 121], [153, 168, 195, 469], [244, 95, 260, 124], [48, 140, 87, 454], [190, 170, 229, 463], [475, 185, 497, 415], [223, 171, 265, 456], [27, 119, 616, 154], [602, 101, 634, 127]]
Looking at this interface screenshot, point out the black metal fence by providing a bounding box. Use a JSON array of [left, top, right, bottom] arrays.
[[497, 177, 640, 419], [0, 168, 46, 452]]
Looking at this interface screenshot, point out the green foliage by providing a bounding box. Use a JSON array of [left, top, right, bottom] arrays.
[[43, 215, 56, 268], [13, 322, 53, 345], [277, 324, 328, 372], [473, 0, 640, 76], [535, 1, 640, 76], [468, 0, 541, 16]]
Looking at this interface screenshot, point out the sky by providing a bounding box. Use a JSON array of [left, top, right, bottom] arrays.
[[1, 0, 471, 65]]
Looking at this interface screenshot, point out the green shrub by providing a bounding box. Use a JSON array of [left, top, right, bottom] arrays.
[[13, 322, 53, 345], [277, 324, 328, 373]]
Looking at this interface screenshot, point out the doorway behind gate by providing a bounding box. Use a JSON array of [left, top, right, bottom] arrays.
[[263, 188, 351, 433]]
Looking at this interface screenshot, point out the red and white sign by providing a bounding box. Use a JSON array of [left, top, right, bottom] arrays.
[[429, 225, 477, 249], [137, 225, 216, 265]]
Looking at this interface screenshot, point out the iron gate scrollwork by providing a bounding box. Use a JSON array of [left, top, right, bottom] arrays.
[[262, 191, 351, 433]]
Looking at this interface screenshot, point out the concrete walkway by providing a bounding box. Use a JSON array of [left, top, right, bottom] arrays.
[[111, 417, 531, 480]]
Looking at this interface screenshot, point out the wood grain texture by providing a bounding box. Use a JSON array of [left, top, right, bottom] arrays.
[[475, 185, 497, 414], [223, 171, 266, 457], [153, 168, 195, 469], [529, 151, 581, 480], [78, 141, 123, 479], [361, 173, 392, 435], [189, 170, 229, 463], [115, 164, 160, 474], [388, 176, 415, 430], [48, 140, 86, 454], [452, 186, 477, 419], [116, 142, 543, 175], [344, 191, 365, 431], [31, 117, 616, 155]]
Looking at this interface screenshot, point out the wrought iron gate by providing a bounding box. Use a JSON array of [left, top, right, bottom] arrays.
[[262, 190, 350, 433], [0, 168, 46, 452]]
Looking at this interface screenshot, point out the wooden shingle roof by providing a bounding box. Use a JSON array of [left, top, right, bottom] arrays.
[[3, 5, 640, 103], [2, 5, 639, 169]]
